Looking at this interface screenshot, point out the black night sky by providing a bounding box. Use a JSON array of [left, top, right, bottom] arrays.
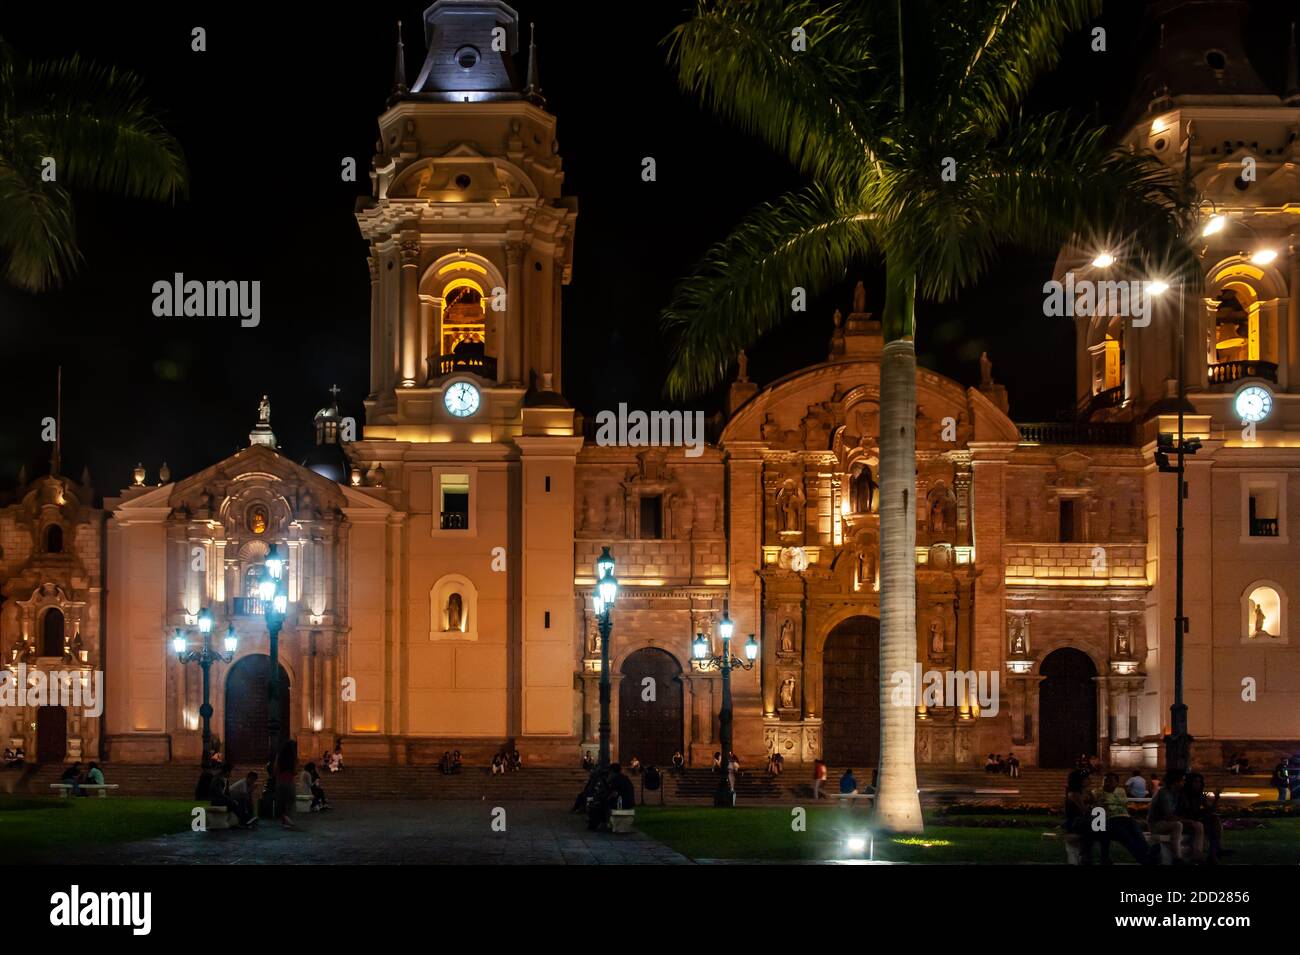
[[0, 1, 1292, 499]]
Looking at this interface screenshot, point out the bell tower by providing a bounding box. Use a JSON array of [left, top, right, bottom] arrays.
[[357, 0, 577, 438], [349, 1, 582, 749]]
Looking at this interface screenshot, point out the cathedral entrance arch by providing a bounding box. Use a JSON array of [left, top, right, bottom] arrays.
[[618, 648, 683, 766], [224, 655, 290, 764], [821, 616, 879, 767], [1038, 648, 1097, 768]]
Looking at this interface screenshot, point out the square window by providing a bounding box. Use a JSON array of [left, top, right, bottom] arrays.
[[1058, 499, 1080, 543], [440, 474, 470, 530], [1248, 485, 1279, 537], [639, 495, 663, 540]]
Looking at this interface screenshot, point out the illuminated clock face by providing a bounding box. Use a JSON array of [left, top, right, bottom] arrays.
[[1235, 385, 1272, 424], [444, 382, 480, 417]]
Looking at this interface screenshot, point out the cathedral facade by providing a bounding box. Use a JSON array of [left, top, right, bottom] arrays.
[[5, 0, 1298, 771]]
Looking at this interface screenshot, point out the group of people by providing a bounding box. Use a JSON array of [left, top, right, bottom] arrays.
[[319, 747, 343, 774], [438, 750, 463, 775], [983, 753, 1021, 777], [766, 752, 785, 775], [1074, 753, 1102, 775], [2, 747, 26, 768], [1272, 755, 1300, 800], [490, 749, 522, 774], [196, 740, 331, 831], [1064, 768, 1223, 864], [572, 762, 637, 830], [57, 761, 105, 795]]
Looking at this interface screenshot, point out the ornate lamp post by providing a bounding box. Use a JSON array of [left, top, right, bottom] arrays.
[[692, 608, 758, 807], [258, 544, 288, 817], [593, 547, 619, 771], [171, 607, 237, 767]]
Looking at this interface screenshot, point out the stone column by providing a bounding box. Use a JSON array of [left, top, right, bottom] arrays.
[[1096, 675, 1110, 758], [368, 250, 382, 397], [399, 239, 421, 388], [505, 243, 523, 384]]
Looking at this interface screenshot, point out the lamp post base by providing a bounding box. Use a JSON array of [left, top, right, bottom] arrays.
[[713, 782, 735, 808], [1164, 732, 1193, 774]]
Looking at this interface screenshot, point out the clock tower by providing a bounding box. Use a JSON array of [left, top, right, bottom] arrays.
[[349, 0, 582, 752]]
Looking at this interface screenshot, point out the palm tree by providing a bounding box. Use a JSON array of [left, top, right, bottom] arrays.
[[662, 0, 1187, 831], [0, 38, 187, 292]]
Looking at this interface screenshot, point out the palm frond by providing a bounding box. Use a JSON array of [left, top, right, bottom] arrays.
[[979, 112, 1191, 269], [661, 184, 877, 398], [666, 0, 889, 187], [943, 0, 1102, 133], [0, 155, 79, 291], [11, 54, 187, 201]]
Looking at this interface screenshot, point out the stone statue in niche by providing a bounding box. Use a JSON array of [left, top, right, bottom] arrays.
[[927, 484, 957, 539], [1250, 599, 1269, 637], [1009, 617, 1027, 655], [779, 676, 797, 710], [929, 620, 944, 656], [587, 618, 600, 656], [447, 592, 463, 631], [779, 619, 796, 654], [850, 462, 876, 513], [776, 479, 806, 532], [1115, 620, 1130, 657]]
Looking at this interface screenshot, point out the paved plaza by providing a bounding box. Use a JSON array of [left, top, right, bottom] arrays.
[[60, 801, 692, 865]]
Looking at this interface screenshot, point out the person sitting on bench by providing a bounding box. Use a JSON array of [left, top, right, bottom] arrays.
[[1147, 770, 1205, 864], [85, 762, 105, 789], [224, 769, 259, 828], [839, 768, 858, 795], [59, 762, 83, 796]]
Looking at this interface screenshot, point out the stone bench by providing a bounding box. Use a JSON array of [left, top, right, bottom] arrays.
[[205, 805, 237, 830], [836, 792, 877, 807], [50, 784, 119, 798], [1049, 830, 1192, 864], [609, 808, 635, 834]]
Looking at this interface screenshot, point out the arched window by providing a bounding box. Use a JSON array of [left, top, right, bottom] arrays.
[[45, 525, 63, 553], [41, 608, 65, 657], [1243, 582, 1285, 642]]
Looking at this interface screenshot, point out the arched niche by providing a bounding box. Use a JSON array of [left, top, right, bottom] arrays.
[[421, 251, 508, 380], [430, 573, 478, 641], [1204, 257, 1287, 369], [1242, 579, 1286, 643]]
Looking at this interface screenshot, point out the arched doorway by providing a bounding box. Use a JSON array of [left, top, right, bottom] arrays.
[[224, 655, 290, 764], [36, 706, 67, 762], [822, 616, 880, 767], [618, 648, 682, 767], [1038, 648, 1098, 768]]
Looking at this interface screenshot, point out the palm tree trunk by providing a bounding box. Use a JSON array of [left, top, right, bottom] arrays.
[[876, 263, 924, 832]]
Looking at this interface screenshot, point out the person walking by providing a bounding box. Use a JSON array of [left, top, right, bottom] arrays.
[[275, 740, 299, 830], [1273, 759, 1289, 802], [812, 759, 828, 799]]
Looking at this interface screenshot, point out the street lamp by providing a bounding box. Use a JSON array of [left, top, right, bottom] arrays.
[[172, 606, 236, 767], [692, 607, 757, 807], [258, 544, 288, 817], [593, 547, 618, 772]]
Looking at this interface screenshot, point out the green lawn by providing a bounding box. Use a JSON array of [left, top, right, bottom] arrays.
[[0, 796, 195, 862], [635, 806, 1300, 864]]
